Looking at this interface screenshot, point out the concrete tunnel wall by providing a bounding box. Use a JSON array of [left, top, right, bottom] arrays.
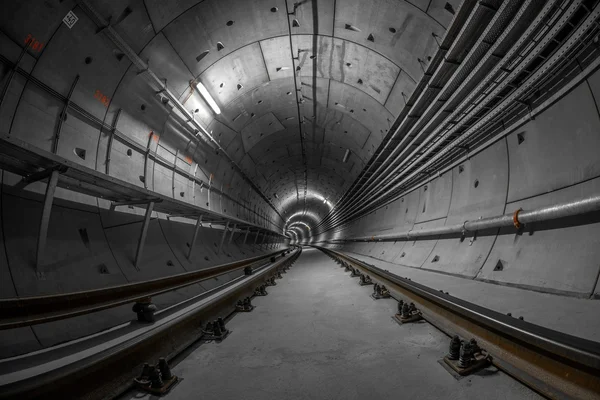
[[318, 67, 600, 300], [0, 10, 288, 357]]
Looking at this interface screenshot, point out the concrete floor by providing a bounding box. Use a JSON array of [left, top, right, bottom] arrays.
[[122, 248, 542, 400]]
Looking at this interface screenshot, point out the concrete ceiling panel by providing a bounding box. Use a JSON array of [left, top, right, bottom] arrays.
[[222, 79, 297, 131], [140, 33, 194, 99], [144, 0, 201, 32], [427, 0, 464, 28], [327, 80, 394, 140], [260, 36, 294, 80], [206, 119, 238, 149], [285, 0, 335, 36], [93, 0, 155, 52], [241, 113, 286, 152], [334, 0, 444, 82], [162, 0, 289, 77], [292, 35, 400, 104], [199, 43, 269, 108], [298, 76, 330, 109], [224, 133, 245, 165], [0, 1, 75, 58], [384, 69, 417, 116]]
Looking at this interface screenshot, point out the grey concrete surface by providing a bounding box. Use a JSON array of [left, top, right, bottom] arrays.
[[343, 250, 600, 342], [121, 248, 541, 400]]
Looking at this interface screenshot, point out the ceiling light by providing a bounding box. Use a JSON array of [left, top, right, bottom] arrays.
[[195, 81, 221, 114], [342, 149, 350, 163]]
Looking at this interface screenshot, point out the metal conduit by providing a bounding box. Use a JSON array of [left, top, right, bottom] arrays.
[[334, 0, 541, 214], [318, 2, 554, 231], [333, 194, 600, 242], [321, 0, 597, 232]]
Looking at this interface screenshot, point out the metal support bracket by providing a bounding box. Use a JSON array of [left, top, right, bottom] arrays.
[[228, 223, 237, 245], [187, 215, 203, 259], [14, 165, 68, 190], [243, 227, 250, 245], [134, 201, 155, 270], [110, 198, 162, 212], [254, 230, 260, 245], [217, 221, 230, 255], [35, 169, 60, 270]]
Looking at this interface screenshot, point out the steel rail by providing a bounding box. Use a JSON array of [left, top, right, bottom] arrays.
[[316, 246, 600, 400], [320, 0, 596, 231], [0, 248, 301, 400], [0, 249, 289, 330]]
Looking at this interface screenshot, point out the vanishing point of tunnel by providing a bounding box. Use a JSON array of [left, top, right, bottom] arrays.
[[1, 1, 600, 399]]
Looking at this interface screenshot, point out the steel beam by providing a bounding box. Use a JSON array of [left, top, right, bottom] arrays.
[[110, 199, 161, 212], [104, 109, 122, 175], [243, 227, 250, 245], [217, 221, 230, 255], [134, 201, 155, 270], [14, 165, 68, 190], [52, 75, 79, 154], [187, 215, 203, 259], [254, 230, 260, 245], [0, 37, 29, 109], [35, 170, 60, 270], [228, 223, 237, 245]]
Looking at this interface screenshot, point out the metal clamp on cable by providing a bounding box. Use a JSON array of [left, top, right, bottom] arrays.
[[513, 208, 523, 230]]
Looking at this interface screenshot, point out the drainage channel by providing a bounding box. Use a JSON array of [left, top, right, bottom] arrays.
[[315, 246, 600, 400]]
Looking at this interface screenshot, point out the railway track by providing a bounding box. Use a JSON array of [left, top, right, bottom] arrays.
[[0, 247, 301, 399], [315, 246, 600, 400]]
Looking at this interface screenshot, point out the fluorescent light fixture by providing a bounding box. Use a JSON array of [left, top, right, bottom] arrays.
[[342, 149, 350, 163], [195, 81, 221, 115]]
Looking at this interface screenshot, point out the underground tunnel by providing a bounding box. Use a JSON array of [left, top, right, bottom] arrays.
[[1, 0, 600, 399]]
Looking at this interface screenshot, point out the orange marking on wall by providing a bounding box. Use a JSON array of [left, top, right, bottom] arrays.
[[151, 133, 160, 142], [184, 155, 193, 164], [24, 34, 44, 52], [94, 90, 110, 107]]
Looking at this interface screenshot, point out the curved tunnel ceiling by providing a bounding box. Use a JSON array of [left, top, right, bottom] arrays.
[[4, 0, 460, 234], [154, 0, 457, 230]]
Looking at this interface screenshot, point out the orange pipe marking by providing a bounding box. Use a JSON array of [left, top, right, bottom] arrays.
[[513, 208, 523, 230]]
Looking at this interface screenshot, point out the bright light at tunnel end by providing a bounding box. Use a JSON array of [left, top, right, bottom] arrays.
[[195, 81, 221, 115]]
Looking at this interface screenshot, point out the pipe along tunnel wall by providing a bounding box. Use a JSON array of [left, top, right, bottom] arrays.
[[316, 66, 600, 300]]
